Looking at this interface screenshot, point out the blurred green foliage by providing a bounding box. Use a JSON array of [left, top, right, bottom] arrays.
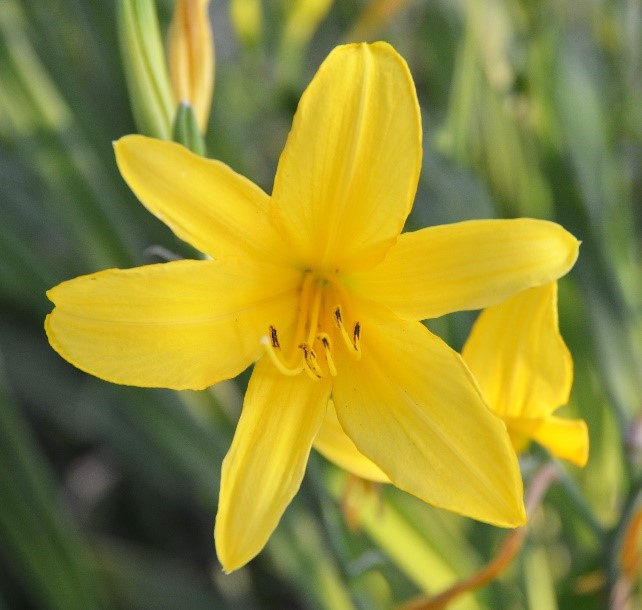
[[1, 0, 641, 608]]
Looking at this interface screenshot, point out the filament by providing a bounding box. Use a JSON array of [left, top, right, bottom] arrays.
[[261, 328, 305, 376], [263, 274, 362, 379], [306, 279, 324, 345], [318, 333, 337, 376]]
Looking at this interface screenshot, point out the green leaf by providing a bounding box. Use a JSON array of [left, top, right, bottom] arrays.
[[0, 354, 111, 610], [117, 0, 174, 139]]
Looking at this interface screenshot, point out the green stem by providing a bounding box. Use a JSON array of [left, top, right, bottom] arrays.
[[554, 464, 607, 541], [531, 447, 606, 541]]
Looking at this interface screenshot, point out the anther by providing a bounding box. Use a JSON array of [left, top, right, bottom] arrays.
[[299, 344, 325, 379], [353, 322, 361, 352], [261, 329, 304, 376], [270, 325, 280, 348]]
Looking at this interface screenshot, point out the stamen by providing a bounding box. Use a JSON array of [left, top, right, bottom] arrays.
[[263, 275, 362, 379], [300, 344, 325, 379], [306, 278, 324, 345], [318, 333, 337, 376], [334, 305, 362, 360], [261, 329, 305, 376]]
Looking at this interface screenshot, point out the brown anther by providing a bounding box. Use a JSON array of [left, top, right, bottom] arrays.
[[269, 325, 280, 348], [334, 307, 342, 325], [353, 322, 361, 344]]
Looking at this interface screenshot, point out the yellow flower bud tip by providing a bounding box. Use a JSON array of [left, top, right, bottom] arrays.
[[168, 0, 215, 133], [283, 0, 335, 48], [230, 0, 263, 47]]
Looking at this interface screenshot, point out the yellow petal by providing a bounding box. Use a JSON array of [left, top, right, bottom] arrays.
[[270, 42, 422, 272], [168, 0, 215, 131], [462, 282, 573, 419], [46, 259, 300, 390], [114, 135, 287, 261], [506, 416, 589, 467], [215, 359, 331, 571], [332, 306, 526, 527], [351, 219, 579, 320], [314, 399, 389, 483]]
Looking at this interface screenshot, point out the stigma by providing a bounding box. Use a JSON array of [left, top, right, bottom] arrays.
[[261, 272, 361, 381]]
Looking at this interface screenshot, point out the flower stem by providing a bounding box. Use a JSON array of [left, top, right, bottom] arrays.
[[400, 462, 559, 610]]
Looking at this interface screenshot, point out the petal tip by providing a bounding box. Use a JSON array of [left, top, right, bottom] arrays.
[[565, 419, 590, 468], [113, 133, 150, 158], [214, 524, 252, 574], [485, 480, 528, 529], [513, 500, 528, 528], [557, 226, 581, 271]]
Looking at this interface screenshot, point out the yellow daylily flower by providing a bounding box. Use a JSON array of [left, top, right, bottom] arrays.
[[462, 282, 589, 467], [45, 42, 580, 572]]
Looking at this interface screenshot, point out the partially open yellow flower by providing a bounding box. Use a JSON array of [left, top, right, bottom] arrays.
[[462, 282, 589, 467], [168, 0, 214, 132], [45, 43, 579, 572]]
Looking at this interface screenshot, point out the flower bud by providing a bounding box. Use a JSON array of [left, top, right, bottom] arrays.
[[230, 0, 263, 49], [278, 0, 334, 87], [168, 0, 215, 133], [172, 101, 206, 156]]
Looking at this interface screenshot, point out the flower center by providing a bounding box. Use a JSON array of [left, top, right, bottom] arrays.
[[261, 271, 361, 380]]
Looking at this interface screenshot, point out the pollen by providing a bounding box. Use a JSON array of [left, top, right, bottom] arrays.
[[262, 271, 360, 380]]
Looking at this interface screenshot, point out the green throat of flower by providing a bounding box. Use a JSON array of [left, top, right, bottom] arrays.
[[262, 271, 361, 380]]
